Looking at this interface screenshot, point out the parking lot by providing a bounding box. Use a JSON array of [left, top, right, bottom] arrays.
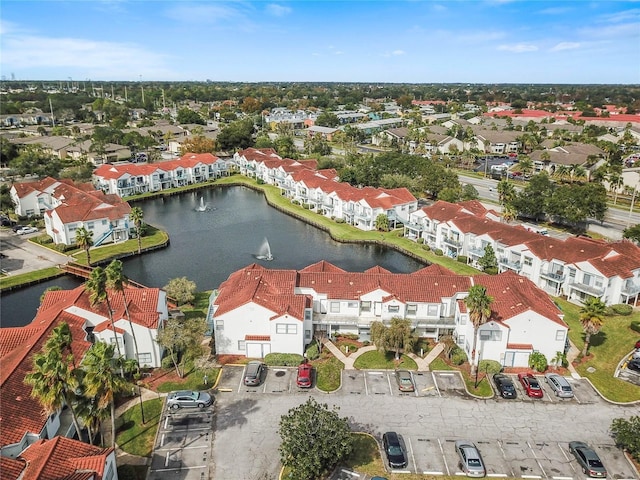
[[148, 405, 215, 480], [400, 434, 638, 479], [218, 366, 607, 405]]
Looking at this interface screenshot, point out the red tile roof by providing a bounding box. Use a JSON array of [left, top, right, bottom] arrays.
[[0, 456, 26, 480], [93, 152, 220, 180], [245, 335, 271, 341], [0, 284, 162, 447], [506, 343, 534, 350], [17, 436, 113, 480]]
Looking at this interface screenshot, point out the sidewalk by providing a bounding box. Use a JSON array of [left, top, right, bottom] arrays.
[[321, 338, 442, 371]]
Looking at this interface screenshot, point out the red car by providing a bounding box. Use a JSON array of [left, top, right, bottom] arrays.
[[296, 362, 313, 388], [518, 373, 543, 398], [635, 339, 640, 349]]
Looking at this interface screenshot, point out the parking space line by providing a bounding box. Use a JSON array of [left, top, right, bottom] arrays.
[[487, 474, 508, 477], [437, 438, 450, 476], [497, 439, 515, 478], [431, 372, 441, 397], [363, 372, 368, 395], [152, 465, 209, 472], [521, 476, 541, 479], [551, 477, 573, 479], [160, 433, 165, 447], [423, 471, 444, 475], [155, 445, 209, 452], [527, 441, 547, 479], [406, 436, 417, 474]]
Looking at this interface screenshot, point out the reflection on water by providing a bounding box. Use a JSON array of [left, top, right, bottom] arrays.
[[1, 186, 426, 327]]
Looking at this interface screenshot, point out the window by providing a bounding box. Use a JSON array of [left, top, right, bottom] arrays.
[[361, 301, 372, 312], [238, 340, 246, 351], [406, 304, 417, 315], [348, 302, 358, 309], [276, 324, 297, 334], [305, 329, 311, 339], [524, 257, 532, 267], [388, 305, 399, 313], [304, 309, 312, 321], [87, 222, 95, 230], [104, 464, 115, 480], [427, 305, 438, 316], [479, 330, 502, 341], [102, 219, 108, 225], [137, 353, 152, 365], [215, 320, 224, 331], [556, 330, 565, 342], [330, 302, 340, 313]]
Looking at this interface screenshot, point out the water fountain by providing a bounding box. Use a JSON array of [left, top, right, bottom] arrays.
[[255, 237, 273, 261], [195, 196, 210, 212]]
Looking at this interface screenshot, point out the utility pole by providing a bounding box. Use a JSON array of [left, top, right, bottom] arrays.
[[628, 182, 638, 228]]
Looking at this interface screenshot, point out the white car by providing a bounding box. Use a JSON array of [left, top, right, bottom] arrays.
[[17, 226, 38, 235]]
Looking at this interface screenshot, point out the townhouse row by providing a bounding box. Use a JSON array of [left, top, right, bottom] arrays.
[[233, 147, 418, 231], [405, 200, 640, 307], [209, 261, 569, 370]]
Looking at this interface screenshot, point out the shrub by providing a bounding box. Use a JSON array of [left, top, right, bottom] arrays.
[[529, 351, 548, 372], [54, 243, 76, 253], [161, 356, 174, 369], [609, 304, 633, 316], [450, 346, 467, 366], [336, 333, 359, 341], [302, 203, 310, 210], [457, 255, 468, 264], [484, 267, 499, 275], [434, 248, 443, 256], [264, 353, 304, 366], [422, 244, 431, 251], [305, 343, 320, 360], [478, 359, 502, 375], [335, 218, 345, 224], [256, 178, 265, 185], [416, 237, 424, 244]]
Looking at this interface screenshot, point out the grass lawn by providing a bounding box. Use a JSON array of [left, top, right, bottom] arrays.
[[116, 398, 163, 457], [0, 266, 64, 290], [153, 366, 220, 393], [556, 297, 640, 402], [315, 356, 344, 392], [353, 350, 418, 370]]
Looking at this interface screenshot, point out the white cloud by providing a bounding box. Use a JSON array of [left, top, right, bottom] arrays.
[[392, 50, 406, 56], [165, 3, 249, 24], [497, 43, 538, 52], [334, 50, 344, 55], [550, 42, 581, 52], [265, 4, 292, 17]]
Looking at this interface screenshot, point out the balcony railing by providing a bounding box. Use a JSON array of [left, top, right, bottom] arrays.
[[499, 257, 521, 271], [540, 270, 565, 282], [621, 281, 640, 295], [443, 237, 462, 247], [569, 281, 604, 297]]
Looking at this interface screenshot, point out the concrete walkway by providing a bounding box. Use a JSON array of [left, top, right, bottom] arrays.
[[321, 338, 442, 371]]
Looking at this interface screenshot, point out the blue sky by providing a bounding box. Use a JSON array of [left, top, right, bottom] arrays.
[[1, 1, 639, 84]]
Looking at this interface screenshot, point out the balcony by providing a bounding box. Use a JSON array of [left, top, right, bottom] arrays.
[[622, 281, 640, 296], [499, 257, 521, 271], [569, 281, 605, 297], [468, 247, 486, 258], [540, 270, 565, 282], [442, 236, 462, 247]]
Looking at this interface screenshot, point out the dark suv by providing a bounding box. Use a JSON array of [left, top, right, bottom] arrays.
[[244, 361, 265, 386], [382, 431, 407, 469]]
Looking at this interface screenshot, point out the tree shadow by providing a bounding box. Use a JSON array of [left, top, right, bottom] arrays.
[[213, 397, 259, 432], [583, 331, 607, 348], [630, 321, 640, 334]]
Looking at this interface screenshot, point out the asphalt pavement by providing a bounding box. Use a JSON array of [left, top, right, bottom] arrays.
[[0, 227, 72, 276]]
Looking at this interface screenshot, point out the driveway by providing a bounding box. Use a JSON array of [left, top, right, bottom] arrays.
[[0, 228, 71, 275]]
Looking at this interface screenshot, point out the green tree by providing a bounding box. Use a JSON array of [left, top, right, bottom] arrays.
[[610, 416, 640, 462], [217, 118, 255, 151], [24, 323, 83, 441], [163, 276, 197, 306], [129, 206, 144, 254], [623, 224, 640, 244], [82, 341, 130, 447], [278, 397, 353, 480], [464, 285, 494, 376], [156, 317, 207, 377], [513, 172, 554, 222], [579, 297, 606, 357], [75, 226, 94, 266], [176, 107, 205, 125], [375, 213, 389, 232], [106, 260, 141, 372], [478, 244, 498, 273], [371, 317, 417, 360], [314, 112, 340, 128]]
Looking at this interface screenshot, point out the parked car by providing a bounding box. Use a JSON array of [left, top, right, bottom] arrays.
[[382, 431, 407, 469], [394, 369, 415, 392], [455, 440, 486, 477], [544, 373, 574, 398], [11, 224, 26, 233], [17, 226, 38, 235], [166, 390, 213, 410], [493, 373, 517, 399], [568, 441, 607, 477], [635, 339, 640, 349], [627, 359, 640, 372], [243, 360, 266, 386], [296, 361, 313, 388], [518, 373, 543, 398]]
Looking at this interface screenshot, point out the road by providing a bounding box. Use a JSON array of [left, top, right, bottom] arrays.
[[1, 228, 71, 275]]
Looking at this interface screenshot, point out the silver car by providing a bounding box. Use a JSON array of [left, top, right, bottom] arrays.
[[166, 390, 213, 410], [455, 440, 486, 477], [544, 373, 574, 398]]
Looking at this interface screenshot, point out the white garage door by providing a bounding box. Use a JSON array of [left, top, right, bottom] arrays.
[[246, 343, 271, 358]]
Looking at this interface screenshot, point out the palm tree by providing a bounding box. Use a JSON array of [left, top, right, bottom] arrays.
[[554, 165, 570, 183], [75, 226, 94, 266], [129, 207, 144, 254], [86, 267, 124, 363], [82, 341, 130, 447], [579, 297, 606, 357], [106, 260, 141, 372], [24, 324, 84, 441], [518, 156, 534, 178], [464, 285, 494, 376], [497, 179, 516, 205]]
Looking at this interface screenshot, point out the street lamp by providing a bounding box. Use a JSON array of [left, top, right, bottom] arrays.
[[627, 178, 639, 228]]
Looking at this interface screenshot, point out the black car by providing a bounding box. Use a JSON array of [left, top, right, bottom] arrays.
[[243, 360, 266, 386], [627, 359, 640, 372], [382, 431, 407, 469], [493, 373, 517, 399]]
